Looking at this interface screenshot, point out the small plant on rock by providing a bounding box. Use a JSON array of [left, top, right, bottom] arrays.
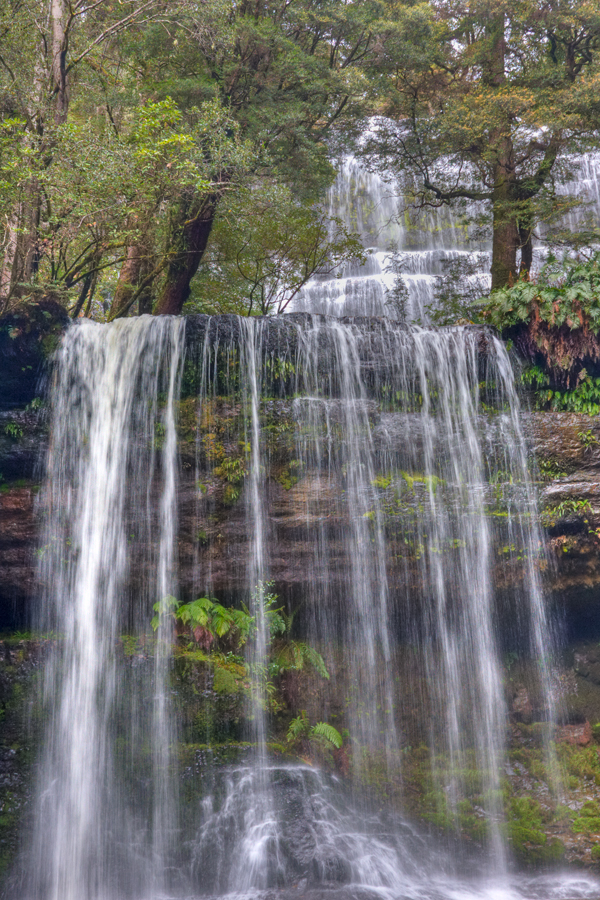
[[287, 710, 343, 765], [152, 594, 254, 651]]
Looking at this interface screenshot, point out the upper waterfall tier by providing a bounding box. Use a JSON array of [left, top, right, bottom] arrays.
[[291, 154, 600, 322]]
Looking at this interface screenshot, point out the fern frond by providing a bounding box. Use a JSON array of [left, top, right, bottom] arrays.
[[300, 644, 329, 679], [287, 711, 310, 743], [311, 722, 342, 749]]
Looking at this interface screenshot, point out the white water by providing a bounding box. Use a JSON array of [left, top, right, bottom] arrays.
[[23, 316, 185, 900], [190, 764, 600, 900], [11, 311, 599, 894], [292, 152, 600, 322]]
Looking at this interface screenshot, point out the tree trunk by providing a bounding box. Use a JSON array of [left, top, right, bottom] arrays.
[[109, 244, 145, 318], [490, 153, 519, 289], [0, 210, 20, 310], [154, 194, 219, 317], [491, 207, 519, 289], [483, 15, 521, 290], [519, 225, 533, 277], [51, 0, 69, 125]]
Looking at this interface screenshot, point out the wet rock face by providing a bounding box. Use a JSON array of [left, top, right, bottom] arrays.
[[556, 721, 593, 746], [0, 300, 67, 410], [2, 367, 600, 632], [0, 486, 37, 629], [0, 641, 41, 877], [511, 687, 534, 725], [518, 413, 600, 630]]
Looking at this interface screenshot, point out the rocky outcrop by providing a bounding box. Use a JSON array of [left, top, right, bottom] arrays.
[[2, 403, 600, 629], [0, 300, 67, 410]]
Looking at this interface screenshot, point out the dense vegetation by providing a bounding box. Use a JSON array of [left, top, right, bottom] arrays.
[[0, 0, 599, 333]]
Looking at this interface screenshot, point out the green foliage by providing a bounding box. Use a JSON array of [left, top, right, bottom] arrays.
[[286, 711, 343, 752], [152, 593, 253, 651], [152, 585, 327, 686], [541, 498, 592, 526], [189, 182, 365, 316], [214, 453, 248, 504], [3, 421, 23, 440], [271, 640, 329, 681], [311, 722, 343, 749], [505, 797, 562, 864], [484, 254, 600, 332], [367, 3, 600, 287], [546, 377, 600, 415], [150, 595, 180, 633], [384, 250, 410, 323], [177, 596, 253, 650], [579, 430, 599, 452], [484, 255, 600, 405], [427, 255, 488, 326]]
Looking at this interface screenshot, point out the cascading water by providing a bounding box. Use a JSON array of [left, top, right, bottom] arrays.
[[21, 316, 184, 900], [292, 156, 491, 321], [11, 313, 600, 898], [292, 151, 600, 322]]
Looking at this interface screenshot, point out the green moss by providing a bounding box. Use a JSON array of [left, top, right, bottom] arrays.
[[372, 475, 392, 489], [273, 459, 304, 490], [212, 666, 239, 695], [558, 745, 600, 781], [572, 802, 600, 833], [572, 817, 600, 834], [506, 797, 564, 865]]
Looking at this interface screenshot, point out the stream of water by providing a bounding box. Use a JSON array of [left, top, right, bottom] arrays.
[[11, 154, 600, 899]]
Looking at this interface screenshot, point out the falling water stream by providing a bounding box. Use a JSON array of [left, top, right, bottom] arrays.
[[11, 154, 600, 900], [24, 317, 185, 900]]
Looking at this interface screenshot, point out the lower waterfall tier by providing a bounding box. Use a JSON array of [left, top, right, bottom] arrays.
[[2, 315, 600, 896]]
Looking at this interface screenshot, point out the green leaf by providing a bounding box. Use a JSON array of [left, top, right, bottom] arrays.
[[311, 722, 343, 749]]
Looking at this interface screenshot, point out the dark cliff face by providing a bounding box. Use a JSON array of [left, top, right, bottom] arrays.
[[2, 402, 600, 635], [0, 300, 67, 411], [0, 410, 45, 629], [0, 313, 599, 632]]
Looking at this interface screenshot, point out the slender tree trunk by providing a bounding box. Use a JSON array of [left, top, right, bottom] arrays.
[[21, 179, 42, 280], [137, 256, 154, 315], [51, 0, 69, 125], [519, 225, 533, 277], [154, 193, 219, 316], [0, 209, 20, 309], [490, 162, 519, 289], [109, 244, 145, 318]]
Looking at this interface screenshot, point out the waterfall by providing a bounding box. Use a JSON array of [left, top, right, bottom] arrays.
[[13, 309, 600, 899], [292, 152, 600, 322], [24, 316, 185, 900], [292, 156, 491, 321]]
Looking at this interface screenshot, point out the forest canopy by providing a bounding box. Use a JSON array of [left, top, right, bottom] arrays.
[[0, 0, 599, 320]]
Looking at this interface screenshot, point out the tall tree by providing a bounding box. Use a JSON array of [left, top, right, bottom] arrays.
[[0, 0, 166, 311], [368, 0, 600, 288], [128, 0, 381, 314]]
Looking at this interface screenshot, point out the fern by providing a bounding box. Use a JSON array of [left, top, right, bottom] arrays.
[[272, 641, 329, 679], [298, 643, 329, 679], [287, 711, 311, 743], [311, 722, 343, 749], [151, 594, 180, 631], [287, 714, 343, 752]]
